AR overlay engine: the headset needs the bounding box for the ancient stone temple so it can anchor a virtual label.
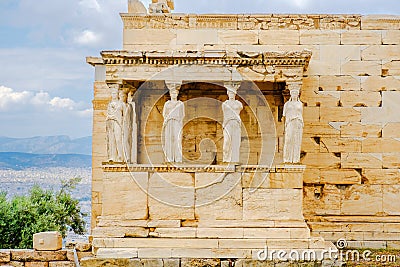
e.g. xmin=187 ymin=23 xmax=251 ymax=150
xmin=86 ymin=0 xmax=400 ymax=264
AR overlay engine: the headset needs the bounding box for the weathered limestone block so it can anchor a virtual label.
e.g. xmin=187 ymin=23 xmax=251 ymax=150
xmin=341 ymin=185 xmax=383 ymax=215
xmin=383 ymin=60 xmax=400 ymax=76
xmin=320 ymin=137 xmax=361 ymax=153
xmin=362 ymin=138 xmax=400 ymax=153
xmin=258 ymin=30 xmax=299 ymax=45
xmin=383 ymin=185 xmax=400 ymax=215
xmin=243 ymin=189 xmax=303 ymax=220
xmin=303 ymin=123 xmax=340 ymax=136
xmin=80 ymin=258 xmax=140 ymax=267
xmin=241 ymin=173 xmax=270 ymax=188
xmin=152 ymin=228 xmax=196 ymax=238
xmin=362 ymin=45 xmax=400 ymax=61
xmin=33 ymin=232 xmax=62 ymax=251
xmin=383 ymin=153 xmax=400 ymax=168
xmin=301 ymin=153 xmax=340 ymax=169
xmin=362 ymin=15 xmax=400 ymax=30
xmin=48 ymin=262 xmax=75 ymax=267
xmin=218 ymin=30 xmax=258 ymax=44
xmin=92 ymin=226 xmax=149 ymax=238
xmin=11 ymin=250 xmax=67 ymax=261
xmin=361 ymin=76 xmax=400 ymax=92
xmin=363 ymin=169 xmax=400 ymax=185
xmin=340 ymin=122 xmax=382 ymax=138
xmin=320 ymin=169 xmax=361 ymax=185
xmin=301 ymin=137 xmax=320 ymax=153
xmin=124 ymin=29 xmax=176 ymax=45
xmin=270 ymin=172 xmax=303 ymax=189
xmin=177 ymin=29 xmax=218 ymax=44
xmin=319 ymin=75 xmax=360 ymax=91
xmin=382 ymin=30 xmax=400 ymax=44
xmin=303 ymin=106 xmax=320 ymax=122
xmin=304 ymin=185 xmax=340 ymax=216
xmin=300 ymin=30 xmax=340 ymax=44
xmin=341 ymin=153 xmax=382 ymax=168
xmin=342 ymin=60 xmax=381 ymax=76
xmin=340 ymin=91 xmax=381 ymax=107
xmin=102 ymin=172 xmax=148 ymax=220
xmin=341 ymin=30 xmax=381 ymax=44
xmin=195 ymin=173 xmax=242 ymax=220
xmin=181 ymin=259 xmax=219 ymax=267
xmin=148 ymin=173 xmax=195 ymax=220
xmin=25 ymin=263 xmax=49 ymax=267
xmin=383 ymin=123 xmax=400 ymax=138
xmin=96 ymin=248 xmax=138 ymax=259
xmin=308 ymin=45 xmax=360 ymax=76
xmin=0 ymin=250 xmax=10 ymax=263
xmin=75 ymin=242 xmax=91 ymax=252
xmin=303 ymin=168 xmax=320 ymax=184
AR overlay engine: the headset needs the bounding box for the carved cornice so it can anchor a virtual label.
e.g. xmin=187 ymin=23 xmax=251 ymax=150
xmin=99 ymin=50 xmax=312 ymax=71
xmin=121 ymin=14 xmax=362 ymax=30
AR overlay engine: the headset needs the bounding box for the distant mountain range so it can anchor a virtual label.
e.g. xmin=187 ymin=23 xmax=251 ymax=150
xmin=0 ymin=152 xmax=91 ymax=170
xmin=0 ymin=136 xmax=92 ymax=170
xmin=0 ymin=136 xmax=92 ymax=155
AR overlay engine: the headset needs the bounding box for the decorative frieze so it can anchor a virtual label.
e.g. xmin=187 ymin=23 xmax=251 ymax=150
xmin=121 ymin=14 xmax=361 ymax=30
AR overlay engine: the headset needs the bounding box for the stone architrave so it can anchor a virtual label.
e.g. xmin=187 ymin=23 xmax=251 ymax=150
xmin=283 ymin=83 xmax=304 ymax=164
xmin=222 ymin=82 xmax=243 ymax=163
xmin=106 ymin=85 xmax=124 ymax=162
xmin=128 ymin=91 xmax=138 ymax=164
xmin=162 ymin=82 xmax=184 ymax=163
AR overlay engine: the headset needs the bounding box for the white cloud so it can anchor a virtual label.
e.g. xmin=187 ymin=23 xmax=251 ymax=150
xmin=49 ymin=97 xmax=77 ymax=110
xmin=290 ymin=0 xmax=310 ymax=8
xmin=0 ymin=86 xmax=32 ymax=110
xmin=0 ymin=86 xmax=89 ymax=114
xmin=79 ymin=0 xmax=101 ymax=12
xmin=74 ymin=30 xmax=102 ymax=46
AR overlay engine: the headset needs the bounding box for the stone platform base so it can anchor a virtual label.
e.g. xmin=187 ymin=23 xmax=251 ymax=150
xmin=91 ymin=236 xmax=335 ymax=259
xmin=80 ymin=257 xmax=340 ymax=267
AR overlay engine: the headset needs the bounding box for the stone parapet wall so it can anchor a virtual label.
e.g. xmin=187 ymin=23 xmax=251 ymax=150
xmin=0 ymin=249 xmax=82 ymax=267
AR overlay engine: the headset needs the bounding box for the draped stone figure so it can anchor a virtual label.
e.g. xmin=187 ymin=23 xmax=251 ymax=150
xmin=106 ymin=88 xmax=124 ymax=162
xmin=120 ymin=91 xmax=133 ymax=163
xmin=283 ymin=89 xmax=304 ymax=164
xmin=128 ymin=91 xmax=138 ymax=164
xmin=162 ymin=88 xmax=184 ymax=163
xmin=222 ymin=89 xmax=243 ymax=163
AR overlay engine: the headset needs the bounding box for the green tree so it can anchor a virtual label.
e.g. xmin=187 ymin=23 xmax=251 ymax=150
xmin=0 ymin=177 xmax=86 ymax=249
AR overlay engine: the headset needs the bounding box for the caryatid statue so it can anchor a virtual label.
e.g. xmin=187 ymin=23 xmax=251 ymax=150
xmin=106 ymin=86 xmax=124 ymax=162
xmin=162 ymin=82 xmax=184 ymax=163
xmin=222 ymin=82 xmax=243 ymax=163
xmin=128 ymin=91 xmax=138 ymax=164
xmin=283 ymin=86 xmax=304 ymax=164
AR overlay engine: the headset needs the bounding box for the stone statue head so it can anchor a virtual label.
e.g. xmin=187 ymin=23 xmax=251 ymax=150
xmin=119 ymin=90 xmax=127 ymax=102
xmin=170 ymin=89 xmax=179 ymax=101
xmin=227 ymin=88 xmax=237 ymax=100
xmin=110 ymin=87 xmax=119 ymax=100
xmin=290 ymin=89 xmax=300 ymax=101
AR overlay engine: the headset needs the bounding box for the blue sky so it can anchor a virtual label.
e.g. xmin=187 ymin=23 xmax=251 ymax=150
xmin=0 ymin=0 xmax=399 ymax=138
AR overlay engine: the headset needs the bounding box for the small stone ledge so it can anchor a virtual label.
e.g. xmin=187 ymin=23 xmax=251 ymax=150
xmin=102 ymin=164 xmax=306 ymax=173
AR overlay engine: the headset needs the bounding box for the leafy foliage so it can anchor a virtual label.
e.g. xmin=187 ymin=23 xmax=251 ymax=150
xmin=0 ymin=178 xmax=86 ymax=249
